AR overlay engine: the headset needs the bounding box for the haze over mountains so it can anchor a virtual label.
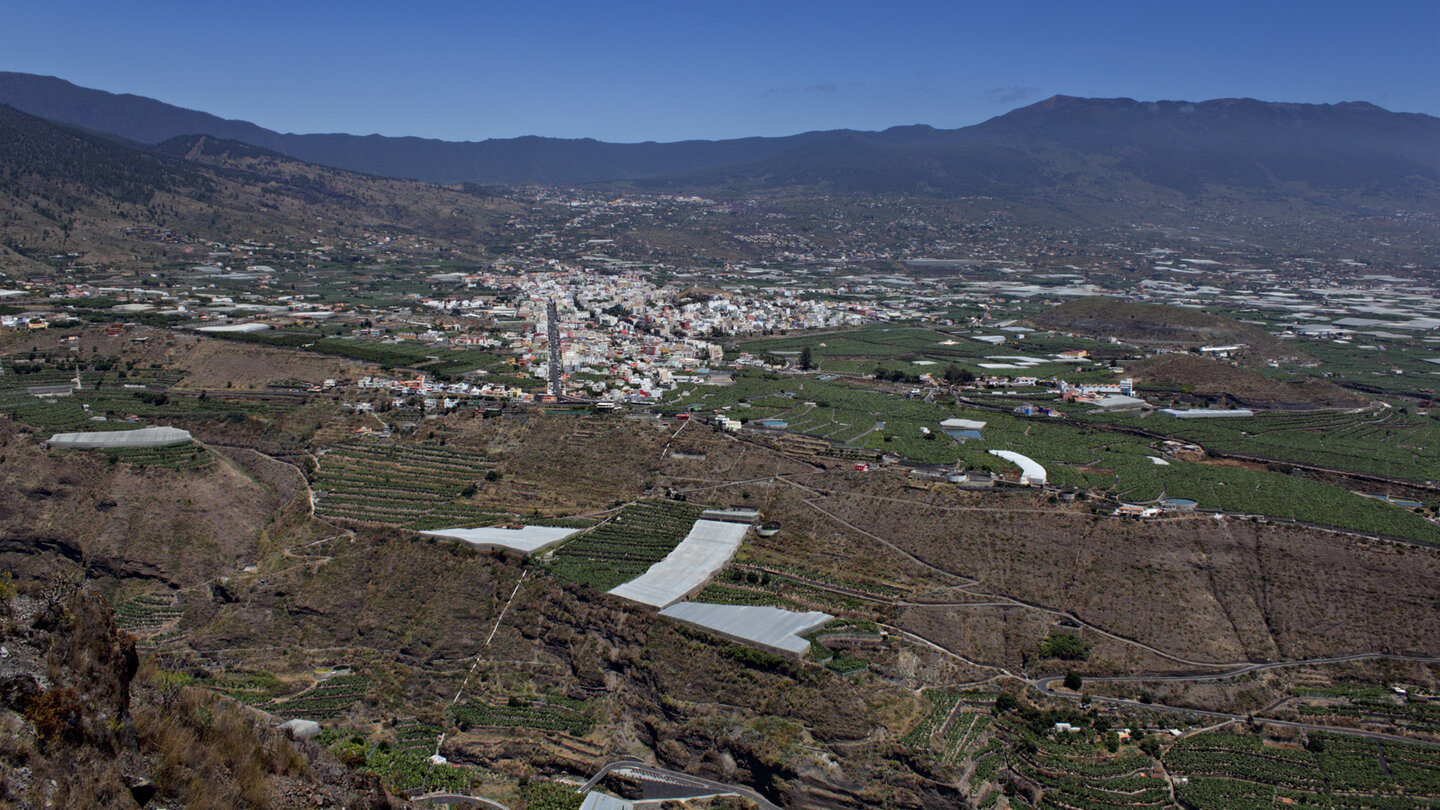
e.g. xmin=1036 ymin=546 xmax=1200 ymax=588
xmin=3 ymin=71 xmax=1438 ymax=210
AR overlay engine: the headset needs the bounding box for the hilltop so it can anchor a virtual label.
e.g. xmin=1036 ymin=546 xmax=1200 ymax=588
xmin=1128 ymin=353 xmax=1369 ymax=410
xmin=1026 ymin=297 xmax=1306 ymax=363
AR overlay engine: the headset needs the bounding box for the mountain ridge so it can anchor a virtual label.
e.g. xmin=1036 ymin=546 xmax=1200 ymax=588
xmin=4 ymin=71 xmax=1436 ymax=197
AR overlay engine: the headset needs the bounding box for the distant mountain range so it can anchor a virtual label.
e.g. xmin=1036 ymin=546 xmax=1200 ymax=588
xmin=3 ymin=71 xmax=1438 ymax=208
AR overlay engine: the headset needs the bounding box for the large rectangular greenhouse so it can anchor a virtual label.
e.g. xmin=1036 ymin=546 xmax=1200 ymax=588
xmin=46 ymin=426 xmax=193 ymax=449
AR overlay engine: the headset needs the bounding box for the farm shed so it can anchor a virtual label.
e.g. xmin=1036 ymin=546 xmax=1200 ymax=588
xmin=939 ymin=418 xmax=987 ymax=431
xmin=659 ymin=602 xmax=833 ymax=657
xmin=607 ymin=519 xmax=749 ymax=608
xmin=1094 ymin=394 xmax=1147 ymax=411
xmin=47 ymin=426 xmax=192 ymax=449
xmin=987 ymin=450 xmax=1047 ymax=486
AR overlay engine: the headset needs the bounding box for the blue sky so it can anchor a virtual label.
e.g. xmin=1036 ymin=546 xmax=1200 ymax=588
xmin=3 ymin=0 xmax=1437 ymax=142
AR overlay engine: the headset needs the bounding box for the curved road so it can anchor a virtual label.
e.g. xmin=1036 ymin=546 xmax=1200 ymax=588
xmin=578 ymin=759 xmax=783 ymax=810
xmin=411 ymin=792 xmax=511 ymax=809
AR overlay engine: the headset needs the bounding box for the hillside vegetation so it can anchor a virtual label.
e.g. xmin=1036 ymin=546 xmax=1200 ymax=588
xmin=1027 ymin=296 xmax=1305 ymax=362
xmin=1129 ymin=353 xmax=1368 ymax=409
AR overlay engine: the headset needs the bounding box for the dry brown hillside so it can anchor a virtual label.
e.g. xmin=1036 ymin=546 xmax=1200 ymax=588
xmin=1130 ymin=353 xmax=1368 ymax=409
xmin=1027 ymin=297 xmax=1308 ymax=363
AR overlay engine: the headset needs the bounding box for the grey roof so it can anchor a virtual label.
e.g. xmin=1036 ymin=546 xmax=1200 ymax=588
xmin=418 ymin=524 xmax=582 ymax=554
xmin=47 ymin=426 xmax=192 ymax=449
xmin=940 ymin=418 xmax=987 ymax=430
xmin=1094 ymin=394 xmax=1147 ymax=410
xmin=659 ymin=602 xmax=832 ymax=657
xmin=277 ymin=718 xmax=321 ymax=740
xmin=1159 ymin=408 xmax=1255 ymax=418
xmin=608 ymin=520 xmax=748 ymax=608
xmin=580 ymin=792 xmax=634 ymax=810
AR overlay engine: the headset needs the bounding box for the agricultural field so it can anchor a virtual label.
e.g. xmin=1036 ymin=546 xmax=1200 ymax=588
xmin=96 ymin=441 xmax=213 ymax=471
xmin=111 ymin=591 xmax=183 ymax=633
xmin=666 ymin=370 xmax=1440 ymax=545
xmin=0 ymin=386 xmax=303 ymax=432
xmin=735 ymin=324 xmax=1116 ymax=377
xmin=214 ymin=330 xmax=514 ymax=380
xmin=986 ymin=708 xmax=1171 ymax=810
xmin=267 ymin=672 xmax=372 ymax=721
xmin=1285 ymin=684 xmax=1440 ymax=737
xmin=311 ymin=439 xmax=493 ymax=526
xmin=391 ymin=719 xmax=444 ymax=755
xmin=545 ymin=500 xmax=705 ymax=592
xmin=201 ymin=670 xmax=286 ymax=707
xmin=450 ymin=695 xmax=596 ymax=737
xmin=693 ymin=565 xmax=895 ymax=616
xmin=899 ymin=689 xmax=996 ymax=768
xmin=1281 ymin=335 xmax=1440 ymax=402
xmin=1083 ymin=406 xmax=1440 ymax=483
xmin=1166 ymin=728 xmax=1440 ymax=808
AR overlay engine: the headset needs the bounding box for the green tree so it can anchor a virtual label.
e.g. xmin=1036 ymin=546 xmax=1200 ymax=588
xmin=1040 ymin=632 xmax=1090 ymax=661
xmin=1063 ymin=670 xmax=1083 ymax=690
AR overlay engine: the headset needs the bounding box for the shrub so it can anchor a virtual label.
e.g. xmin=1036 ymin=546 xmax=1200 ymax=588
xmin=26 ymin=686 xmax=82 ymax=742
xmin=1039 ymin=632 xmax=1089 ymax=661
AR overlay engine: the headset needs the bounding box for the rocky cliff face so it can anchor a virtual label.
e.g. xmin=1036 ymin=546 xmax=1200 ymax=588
xmin=0 ymin=579 xmax=397 ymax=808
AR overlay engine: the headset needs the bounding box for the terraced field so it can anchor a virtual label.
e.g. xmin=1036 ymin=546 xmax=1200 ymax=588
xmin=450 ymin=695 xmax=595 ymax=737
xmin=976 ymin=710 xmax=1169 ymax=810
xmin=112 ymin=592 xmax=183 ymax=633
xmin=1288 ymin=685 xmax=1440 ymax=737
xmin=267 ymin=672 xmax=371 ymax=721
xmin=391 ymin=719 xmax=444 ymax=754
xmin=1165 ymin=729 xmax=1440 ymax=809
xmin=311 ymin=440 xmax=492 ymax=526
xmin=100 ymin=441 xmax=214 ymax=471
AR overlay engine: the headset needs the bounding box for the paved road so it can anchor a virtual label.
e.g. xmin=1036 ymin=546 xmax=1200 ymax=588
xmin=411 ymin=791 xmax=511 ymax=809
xmin=579 ymin=759 xmax=783 ymax=810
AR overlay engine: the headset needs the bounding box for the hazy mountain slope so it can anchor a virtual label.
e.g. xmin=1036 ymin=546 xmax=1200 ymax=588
xmin=0 ymin=72 xmax=288 ymax=151
xmin=5 ymin=71 xmax=1436 ymax=205
xmin=0 ymin=105 xmax=514 ymax=268
xmin=640 ymin=96 xmax=1440 ymax=209
xmin=962 ymin=95 xmax=1440 ymax=197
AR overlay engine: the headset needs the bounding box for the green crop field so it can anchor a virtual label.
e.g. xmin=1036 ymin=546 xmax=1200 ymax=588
xmin=666 ymin=370 xmax=1440 ymax=544
xmin=545 ymin=500 xmax=704 ymax=592
xmin=450 ymin=695 xmax=595 ymax=737
xmin=311 ymin=440 xmax=493 ymax=526
xmin=1166 ymin=729 xmax=1440 ymax=808
xmin=112 ymin=591 xmax=183 ymax=632
xmin=985 ymin=712 xmax=1169 ymax=810
xmin=1082 ymin=407 xmax=1440 ymax=483
xmin=268 ymin=673 xmax=371 ymax=721
xmin=1290 ymin=684 xmax=1440 ymax=736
